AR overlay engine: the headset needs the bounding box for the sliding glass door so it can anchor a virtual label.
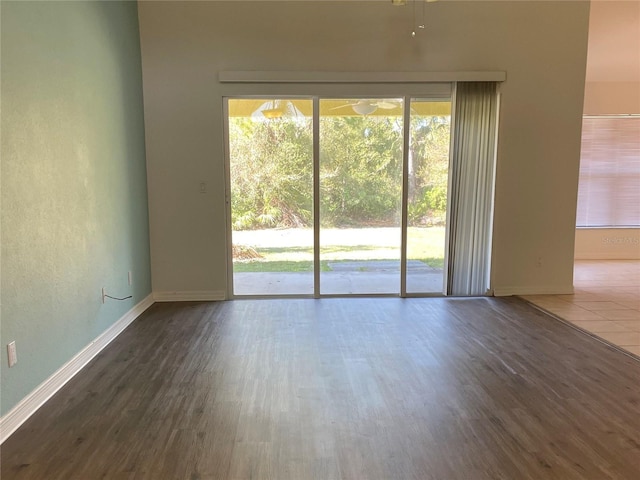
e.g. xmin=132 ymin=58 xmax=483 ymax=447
xmin=225 ymin=94 xmax=453 ymax=297
xmin=319 ymin=99 xmax=404 ymax=294
xmin=406 ymin=100 xmax=451 ymax=294
xmin=227 ymin=98 xmax=314 ymax=295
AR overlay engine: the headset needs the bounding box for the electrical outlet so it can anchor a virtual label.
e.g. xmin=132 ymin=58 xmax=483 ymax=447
xmin=536 ymin=256 xmax=543 ymax=268
xmin=102 ymin=287 xmax=106 ymax=304
xmin=128 ymin=271 xmax=132 ymax=286
xmin=7 ymin=341 xmax=17 ymax=368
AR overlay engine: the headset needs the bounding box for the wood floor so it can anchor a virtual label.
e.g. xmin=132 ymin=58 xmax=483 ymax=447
xmin=2 ymin=297 xmax=640 ymax=479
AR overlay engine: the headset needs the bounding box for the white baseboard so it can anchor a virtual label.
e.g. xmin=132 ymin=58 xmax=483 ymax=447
xmin=153 ymin=290 xmax=226 ymax=302
xmin=493 ymin=285 xmax=575 ymax=297
xmin=0 ymin=294 xmax=154 ymax=445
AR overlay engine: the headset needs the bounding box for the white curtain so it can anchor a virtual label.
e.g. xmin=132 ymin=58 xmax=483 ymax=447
xmin=446 ymin=82 xmax=498 ymax=296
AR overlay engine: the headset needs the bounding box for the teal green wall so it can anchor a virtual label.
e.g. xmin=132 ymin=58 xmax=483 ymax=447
xmin=1 ymin=1 xmax=151 ymax=416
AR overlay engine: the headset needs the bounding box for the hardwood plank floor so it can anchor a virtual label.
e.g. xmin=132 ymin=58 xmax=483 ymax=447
xmin=2 ymin=297 xmax=640 ymax=479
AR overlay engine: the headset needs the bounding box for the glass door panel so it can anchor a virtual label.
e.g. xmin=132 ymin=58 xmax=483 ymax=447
xmin=406 ymin=100 xmax=451 ymax=294
xmin=319 ymin=98 xmax=404 ymax=294
xmin=228 ymin=98 xmax=314 ymax=295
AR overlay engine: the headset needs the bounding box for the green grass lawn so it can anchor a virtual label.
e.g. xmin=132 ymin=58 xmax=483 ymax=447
xmin=233 ymin=227 xmax=445 ymax=272
xmin=232 ymin=257 xmax=444 ymax=273
xmin=233 ymin=260 xmax=325 ymax=273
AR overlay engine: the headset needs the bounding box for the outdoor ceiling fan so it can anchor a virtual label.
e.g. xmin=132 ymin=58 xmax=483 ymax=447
xmin=331 ymin=99 xmax=401 ymax=116
xmin=251 ymin=100 xmax=304 ymax=120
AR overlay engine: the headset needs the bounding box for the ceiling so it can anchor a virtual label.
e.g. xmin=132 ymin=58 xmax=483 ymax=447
xmin=228 ymin=98 xmax=452 ymax=117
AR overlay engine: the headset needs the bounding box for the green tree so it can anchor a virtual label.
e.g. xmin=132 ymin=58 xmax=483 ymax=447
xmin=408 ymin=116 xmax=451 ymax=226
xmin=228 ymin=112 xmax=450 ymax=230
xmin=319 ymin=115 xmax=403 ymax=227
xmin=229 ymin=117 xmax=313 ymax=230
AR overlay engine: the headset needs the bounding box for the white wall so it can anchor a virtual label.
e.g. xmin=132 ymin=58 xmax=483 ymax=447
xmin=584 ymin=81 xmax=640 ymax=115
xmin=575 ymin=229 xmax=640 ymax=260
xmin=138 ymin=1 xmax=590 ymax=297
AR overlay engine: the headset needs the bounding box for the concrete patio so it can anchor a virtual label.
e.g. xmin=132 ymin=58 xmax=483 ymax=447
xmin=234 ymin=260 xmax=444 ymax=295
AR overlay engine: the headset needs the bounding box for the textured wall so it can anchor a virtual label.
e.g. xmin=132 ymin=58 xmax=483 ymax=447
xmin=1 ymin=1 xmax=151 ymax=415
xmin=138 ymin=1 xmax=590 ymax=297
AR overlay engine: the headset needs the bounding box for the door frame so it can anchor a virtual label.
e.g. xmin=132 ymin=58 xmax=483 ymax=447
xmin=222 ymin=83 xmax=453 ymax=299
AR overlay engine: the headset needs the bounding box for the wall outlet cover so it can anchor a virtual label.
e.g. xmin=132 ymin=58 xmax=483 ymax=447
xmin=7 ymin=341 xmax=17 ymax=367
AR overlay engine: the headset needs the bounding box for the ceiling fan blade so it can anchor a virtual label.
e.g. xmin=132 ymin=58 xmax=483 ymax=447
xmin=327 ymin=104 xmax=355 ymax=111
xmin=376 ymin=101 xmax=401 ymax=109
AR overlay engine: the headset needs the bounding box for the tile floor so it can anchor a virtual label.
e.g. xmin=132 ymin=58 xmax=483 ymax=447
xmin=521 ymin=260 xmax=640 ymax=357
